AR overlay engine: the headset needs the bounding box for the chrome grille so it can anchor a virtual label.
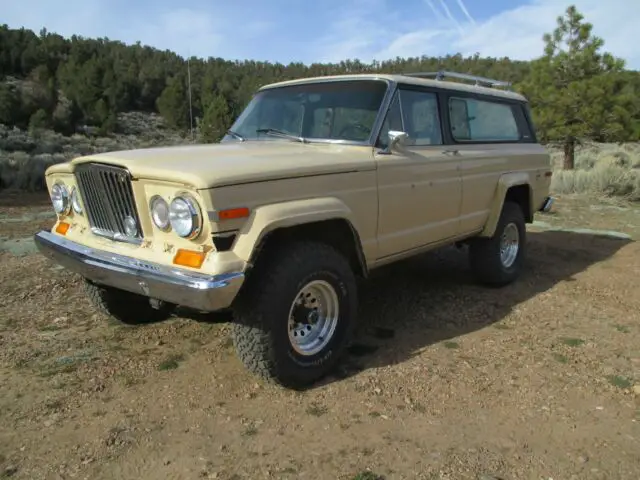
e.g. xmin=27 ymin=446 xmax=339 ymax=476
xmin=74 ymin=163 xmax=143 ymax=243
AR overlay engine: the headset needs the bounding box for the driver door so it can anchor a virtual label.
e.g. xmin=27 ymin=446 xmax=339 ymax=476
xmin=374 ymin=86 xmax=463 ymax=259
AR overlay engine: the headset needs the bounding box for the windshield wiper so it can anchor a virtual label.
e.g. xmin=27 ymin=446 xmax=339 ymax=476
xmin=256 ymin=128 xmax=307 ymax=143
xmin=226 ymin=129 xmax=245 ymax=141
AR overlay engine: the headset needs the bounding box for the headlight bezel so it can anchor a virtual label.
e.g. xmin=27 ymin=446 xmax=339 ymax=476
xmin=149 ymin=195 xmax=171 ymax=231
xmin=169 ymin=194 xmax=203 ymax=239
xmin=51 ymin=182 xmax=71 ymax=215
xmin=70 ymin=186 xmax=83 ymax=215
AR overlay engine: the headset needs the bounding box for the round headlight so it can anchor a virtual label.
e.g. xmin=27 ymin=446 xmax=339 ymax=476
xmin=150 ymin=195 xmax=170 ymax=230
xmin=51 ymin=183 xmax=70 ymax=215
xmin=169 ymin=195 xmax=202 ymax=239
xmin=71 ymin=187 xmax=83 ymax=214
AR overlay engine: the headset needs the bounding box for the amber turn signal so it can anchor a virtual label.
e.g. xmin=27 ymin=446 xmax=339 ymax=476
xmin=173 ymin=248 xmax=206 ymax=268
xmin=55 ymin=222 xmax=70 ymax=235
xmin=218 ymin=207 xmax=250 ymax=221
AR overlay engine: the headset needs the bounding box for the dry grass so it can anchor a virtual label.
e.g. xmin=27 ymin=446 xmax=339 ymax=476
xmin=549 ymin=142 xmax=640 ymax=201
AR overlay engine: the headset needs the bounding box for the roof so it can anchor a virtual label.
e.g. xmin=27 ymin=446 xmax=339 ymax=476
xmin=259 ymin=73 xmax=527 ymax=102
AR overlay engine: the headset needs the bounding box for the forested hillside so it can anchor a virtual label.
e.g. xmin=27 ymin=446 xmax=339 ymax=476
xmin=2 ymin=6 xmax=639 ymax=147
xmin=0 ymin=24 xmax=537 ymax=137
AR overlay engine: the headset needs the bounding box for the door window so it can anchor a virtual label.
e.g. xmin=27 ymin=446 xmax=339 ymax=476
xmin=398 ymin=89 xmax=443 ymax=146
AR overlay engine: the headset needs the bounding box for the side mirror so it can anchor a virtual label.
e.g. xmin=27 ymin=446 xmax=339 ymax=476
xmin=379 ymin=130 xmax=409 ymax=155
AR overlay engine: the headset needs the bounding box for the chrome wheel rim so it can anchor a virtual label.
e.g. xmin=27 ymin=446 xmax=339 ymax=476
xmin=500 ymin=222 xmax=520 ymax=268
xmin=287 ymin=280 xmax=339 ymax=356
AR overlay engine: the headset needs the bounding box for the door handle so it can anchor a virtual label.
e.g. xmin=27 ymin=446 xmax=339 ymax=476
xmin=442 ymin=149 xmax=459 ymax=155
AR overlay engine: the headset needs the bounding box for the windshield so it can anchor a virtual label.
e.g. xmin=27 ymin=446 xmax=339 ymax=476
xmin=223 ymin=80 xmax=388 ymax=143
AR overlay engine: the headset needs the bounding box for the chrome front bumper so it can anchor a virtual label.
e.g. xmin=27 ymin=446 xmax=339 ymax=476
xmin=34 ymin=230 xmax=245 ymax=312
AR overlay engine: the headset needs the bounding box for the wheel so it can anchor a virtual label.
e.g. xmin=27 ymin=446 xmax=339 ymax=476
xmin=468 ymin=201 xmax=526 ymax=286
xmin=84 ymin=280 xmax=174 ymax=325
xmin=231 ymin=241 xmax=358 ymax=389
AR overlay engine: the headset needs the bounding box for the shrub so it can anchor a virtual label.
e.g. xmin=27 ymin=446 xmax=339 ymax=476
xmin=550 ymin=142 xmax=640 ymax=201
xmin=0 ymin=113 xmax=190 ymax=191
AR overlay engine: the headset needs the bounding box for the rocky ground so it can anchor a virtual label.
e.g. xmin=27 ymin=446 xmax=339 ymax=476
xmin=0 ymin=192 xmax=639 ymax=480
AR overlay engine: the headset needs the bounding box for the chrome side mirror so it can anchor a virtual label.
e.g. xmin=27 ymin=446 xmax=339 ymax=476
xmin=379 ymin=130 xmax=409 ymax=155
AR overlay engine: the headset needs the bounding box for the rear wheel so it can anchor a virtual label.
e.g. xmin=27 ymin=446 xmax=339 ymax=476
xmin=468 ymin=201 xmax=526 ymax=286
xmin=231 ymin=241 xmax=358 ymax=388
xmin=84 ymin=280 xmax=174 ymax=325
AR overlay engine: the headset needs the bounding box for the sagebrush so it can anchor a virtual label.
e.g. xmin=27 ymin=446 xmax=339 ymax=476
xmin=548 ymin=142 xmax=640 ymax=201
xmin=0 ymin=112 xmax=189 ymax=190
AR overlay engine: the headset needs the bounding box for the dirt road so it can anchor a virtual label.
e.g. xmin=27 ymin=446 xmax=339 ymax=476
xmin=1 ymin=193 xmax=639 ymax=480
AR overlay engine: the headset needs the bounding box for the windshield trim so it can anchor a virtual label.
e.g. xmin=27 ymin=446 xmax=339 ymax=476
xmin=223 ymin=78 xmax=398 ymax=147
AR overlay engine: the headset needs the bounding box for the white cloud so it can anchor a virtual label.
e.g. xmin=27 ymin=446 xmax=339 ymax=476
xmin=322 ymin=0 xmax=640 ymax=69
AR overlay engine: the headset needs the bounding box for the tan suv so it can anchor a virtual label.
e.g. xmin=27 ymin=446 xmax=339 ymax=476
xmin=34 ymin=71 xmax=553 ymax=388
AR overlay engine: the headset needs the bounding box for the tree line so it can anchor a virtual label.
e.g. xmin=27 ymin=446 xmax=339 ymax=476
xmin=1 ymin=5 xmax=639 ymax=168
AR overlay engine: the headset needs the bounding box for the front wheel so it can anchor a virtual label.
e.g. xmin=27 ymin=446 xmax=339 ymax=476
xmin=231 ymin=241 xmax=358 ymax=389
xmin=468 ymin=201 xmax=526 ymax=286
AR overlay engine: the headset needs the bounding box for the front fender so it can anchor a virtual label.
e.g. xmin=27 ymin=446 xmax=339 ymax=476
xmin=480 ymin=172 xmax=533 ymax=237
xmin=232 ymin=197 xmax=359 ymax=263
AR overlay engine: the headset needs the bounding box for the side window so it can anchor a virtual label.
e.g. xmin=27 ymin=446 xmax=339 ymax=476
xmin=448 ymin=97 xmax=521 ymax=142
xmin=398 ymin=89 xmax=442 ymax=146
xmin=376 ymin=92 xmax=403 ymax=148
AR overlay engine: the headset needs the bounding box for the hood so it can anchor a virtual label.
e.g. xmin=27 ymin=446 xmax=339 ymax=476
xmin=69 ymin=141 xmax=376 ymax=189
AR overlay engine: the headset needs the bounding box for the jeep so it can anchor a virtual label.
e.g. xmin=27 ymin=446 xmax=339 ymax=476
xmin=34 ymin=71 xmax=553 ymax=388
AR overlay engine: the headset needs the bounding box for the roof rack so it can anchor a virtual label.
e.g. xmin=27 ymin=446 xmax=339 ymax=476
xmin=403 ymin=70 xmax=513 ymax=90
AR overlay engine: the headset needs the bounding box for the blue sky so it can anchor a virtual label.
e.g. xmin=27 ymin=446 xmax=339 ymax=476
xmin=4 ymin=0 xmax=640 ymax=68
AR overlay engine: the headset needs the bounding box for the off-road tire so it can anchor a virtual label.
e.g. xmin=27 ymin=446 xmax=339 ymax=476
xmin=468 ymin=200 xmax=526 ymax=287
xmin=84 ymin=280 xmax=174 ymax=325
xmin=231 ymin=241 xmax=358 ymax=389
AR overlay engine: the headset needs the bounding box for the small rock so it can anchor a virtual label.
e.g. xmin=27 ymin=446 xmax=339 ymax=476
xmin=632 ymin=385 xmax=640 ymax=396
xmin=373 ymin=388 xmax=382 ymax=395
xmin=578 ymin=455 xmax=589 ymax=464
xmin=3 ymin=466 xmax=18 ymax=477
xmin=163 ymin=459 xmax=171 ymax=466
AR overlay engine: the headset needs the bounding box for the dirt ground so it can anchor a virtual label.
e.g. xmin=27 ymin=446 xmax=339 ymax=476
xmin=1 ymin=192 xmax=639 ymax=480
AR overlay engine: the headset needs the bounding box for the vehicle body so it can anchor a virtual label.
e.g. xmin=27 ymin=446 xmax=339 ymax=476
xmin=34 ymin=71 xmax=553 ymax=388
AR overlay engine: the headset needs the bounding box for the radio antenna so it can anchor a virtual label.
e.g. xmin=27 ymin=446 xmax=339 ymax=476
xmin=187 ymin=55 xmax=194 ymax=141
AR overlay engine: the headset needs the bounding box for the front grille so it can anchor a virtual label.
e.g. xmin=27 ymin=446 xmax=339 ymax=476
xmin=74 ymin=163 xmax=144 ymax=243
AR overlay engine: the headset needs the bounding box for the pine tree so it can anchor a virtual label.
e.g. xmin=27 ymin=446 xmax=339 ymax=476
xmin=200 ymin=94 xmax=231 ymax=143
xmin=156 ymin=75 xmax=190 ymax=130
xmin=521 ymin=5 xmax=627 ymax=169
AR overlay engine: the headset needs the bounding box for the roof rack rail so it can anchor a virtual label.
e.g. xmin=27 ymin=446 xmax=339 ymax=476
xmin=403 ymin=70 xmax=513 ymax=90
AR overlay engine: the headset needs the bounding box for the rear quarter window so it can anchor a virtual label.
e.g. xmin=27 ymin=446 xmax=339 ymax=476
xmin=448 ymin=97 xmax=522 ymax=142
